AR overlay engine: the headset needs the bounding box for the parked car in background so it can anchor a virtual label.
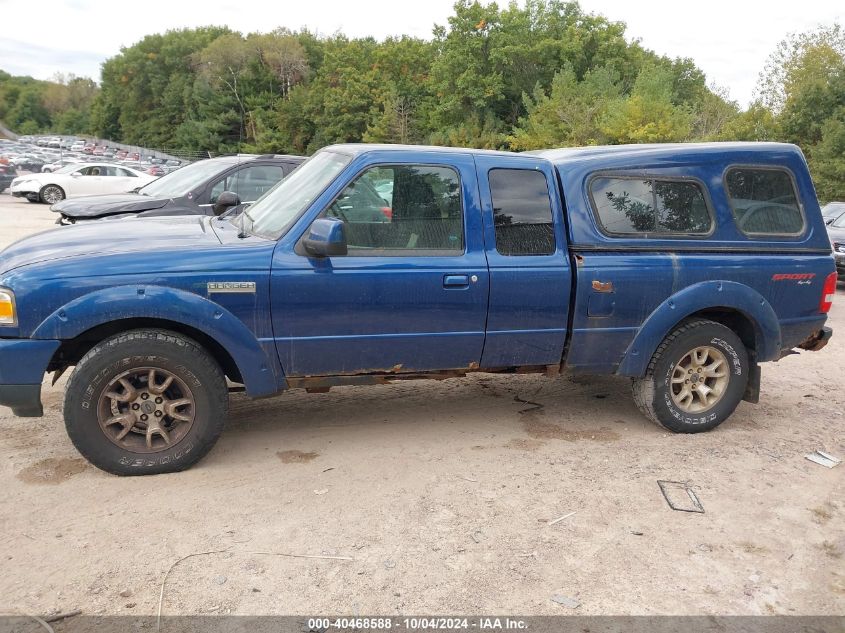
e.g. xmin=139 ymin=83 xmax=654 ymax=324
xmin=52 ymin=154 xmax=304 ymax=223
xmin=71 ymin=141 xmax=86 ymax=152
xmin=827 ymin=212 xmax=845 ymax=278
xmin=42 ymin=159 xmax=79 ymax=173
xmin=12 ymin=155 xmax=45 ymax=172
xmin=0 ymin=163 xmax=17 ymax=192
xmin=146 ymin=165 xmax=166 ymax=177
xmin=821 ymin=202 xmax=845 ymax=225
xmin=10 ymin=163 xmax=157 ymax=204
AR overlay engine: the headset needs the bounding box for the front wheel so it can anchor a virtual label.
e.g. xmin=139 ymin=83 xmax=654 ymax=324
xmin=633 ymin=319 xmax=749 ymax=432
xmin=64 ymin=329 xmax=228 ymax=475
xmin=39 ymin=184 xmax=65 ymax=204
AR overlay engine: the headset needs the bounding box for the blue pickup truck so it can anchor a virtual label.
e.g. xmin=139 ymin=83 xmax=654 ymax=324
xmin=0 ymin=142 xmax=836 ymax=475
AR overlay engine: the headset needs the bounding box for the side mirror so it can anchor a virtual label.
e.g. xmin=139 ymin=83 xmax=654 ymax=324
xmin=212 ymin=191 xmax=240 ymax=216
xmin=303 ymin=217 xmax=347 ymax=257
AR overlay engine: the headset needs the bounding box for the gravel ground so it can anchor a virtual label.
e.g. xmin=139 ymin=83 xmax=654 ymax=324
xmin=0 ymin=192 xmax=843 ymax=618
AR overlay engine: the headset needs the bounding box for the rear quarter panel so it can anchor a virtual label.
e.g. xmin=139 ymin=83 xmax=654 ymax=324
xmin=556 ymin=144 xmax=833 ymax=375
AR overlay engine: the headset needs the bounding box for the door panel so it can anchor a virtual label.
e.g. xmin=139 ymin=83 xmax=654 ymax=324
xmin=474 ymin=156 xmax=572 ymax=368
xmin=271 ymin=153 xmax=489 ymax=377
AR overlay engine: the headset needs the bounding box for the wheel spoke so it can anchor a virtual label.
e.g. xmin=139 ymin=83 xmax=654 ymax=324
xmin=148 ymin=370 xmax=174 ymax=395
xmin=105 ymin=377 xmax=137 ymax=403
xmin=696 ymin=383 xmax=713 ymax=404
xmin=146 ymin=422 xmax=171 ymax=449
xmin=702 ymin=358 xmax=726 ymax=377
xmin=677 ymin=387 xmax=693 ymax=406
xmin=103 ymin=413 xmax=136 ymax=441
xmin=164 ymin=398 xmax=192 ymax=422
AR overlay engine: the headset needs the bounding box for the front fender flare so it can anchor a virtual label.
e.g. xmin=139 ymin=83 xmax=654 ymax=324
xmin=31 ymin=284 xmax=284 ymax=397
xmin=616 ymin=280 xmax=781 ymax=377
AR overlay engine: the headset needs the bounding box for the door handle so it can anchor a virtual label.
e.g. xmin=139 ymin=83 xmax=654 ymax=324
xmin=443 ymin=274 xmax=470 ymax=288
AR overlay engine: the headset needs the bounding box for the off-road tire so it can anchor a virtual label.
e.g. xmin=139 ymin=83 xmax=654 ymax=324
xmin=64 ymin=329 xmax=228 ymax=475
xmin=632 ymin=319 xmax=748 ymax=433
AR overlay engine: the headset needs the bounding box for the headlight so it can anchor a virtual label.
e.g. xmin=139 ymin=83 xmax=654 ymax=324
xmin=0 ymin=288 xmax=17 ymax=326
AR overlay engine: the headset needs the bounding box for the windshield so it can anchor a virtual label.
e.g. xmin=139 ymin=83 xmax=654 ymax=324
xmin=822 ymin=203 xmax=845 ymax=218
xmin=138 ymin=159 xmax=232 ymax=198
xmin=248 ymin=150 xmax=352 ymax=239
xmin=55 ymin=163 xmax=82 ymax=175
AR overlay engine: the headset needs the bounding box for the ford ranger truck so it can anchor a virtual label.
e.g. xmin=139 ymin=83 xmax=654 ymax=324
xmin=0 ymin=142 xmax=835 ymax=475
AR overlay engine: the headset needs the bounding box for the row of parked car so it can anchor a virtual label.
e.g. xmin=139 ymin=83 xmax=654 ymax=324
xmin=3 ymin=149 xmax=304 ymax=219
xmin=0 ymin=137 xmax=186 ymax=182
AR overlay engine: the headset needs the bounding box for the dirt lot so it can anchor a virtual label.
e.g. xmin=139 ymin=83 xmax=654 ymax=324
xmin=0 ymin=193 xmax=843 ymax=618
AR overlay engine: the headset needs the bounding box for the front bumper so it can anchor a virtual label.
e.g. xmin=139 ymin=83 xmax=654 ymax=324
xmin=0 ymin=385 xmax=45 ymax=417
xmin=0 ymin=339 xmax=61 ymax=417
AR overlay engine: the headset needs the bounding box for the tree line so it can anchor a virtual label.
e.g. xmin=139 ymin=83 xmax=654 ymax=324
xmin=1 ymin=1 xmax=843 ymax=201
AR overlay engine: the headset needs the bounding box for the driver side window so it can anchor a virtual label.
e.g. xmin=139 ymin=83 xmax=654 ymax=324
xmin=325 ymin=164 xmax=463 ymax=255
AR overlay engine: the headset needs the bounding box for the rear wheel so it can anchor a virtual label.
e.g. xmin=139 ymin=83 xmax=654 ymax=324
xmin=633 ymin=319 xmax=749 ymax=432
xmin=64 ymin=329 xmax=228 ymax=475
xmin=39 ymin=184 xmax=65 ymax=204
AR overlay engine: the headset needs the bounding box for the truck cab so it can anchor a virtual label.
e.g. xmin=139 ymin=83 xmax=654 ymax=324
xmin=0 ymin=142 xmax=835 ymax=475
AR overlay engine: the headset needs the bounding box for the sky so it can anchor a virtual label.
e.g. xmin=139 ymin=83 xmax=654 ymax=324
xmin=0 ymin=0 xmax=842 ymax=107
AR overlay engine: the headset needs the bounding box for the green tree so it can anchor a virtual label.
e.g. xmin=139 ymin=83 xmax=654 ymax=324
xmin=755 ymin=23 xmax=845 ymax=201
xmin=92 ymin=27 xmax=230 ymax=149
xmin=600 ymin=64 xmax=694 ymax=143
xmin=508 ymin=65 xmax=621 ymax=149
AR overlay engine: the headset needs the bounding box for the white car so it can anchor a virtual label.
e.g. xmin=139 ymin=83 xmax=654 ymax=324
xmin=70 ymin=141 xmax=86 ymax=152
xmin=41 ymin=159 xmax=78 ymax=173
xmin=9 ymin=163 xmax=158 ymax=204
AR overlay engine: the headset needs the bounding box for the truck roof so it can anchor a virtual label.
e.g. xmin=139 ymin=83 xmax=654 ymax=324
xmin=528 ymin=141 xmax=804 ymax=167
xmin=325 ymin=143 xmax=517 ymax=158
xmin=326 ymin=141 xmax=804 ymax=166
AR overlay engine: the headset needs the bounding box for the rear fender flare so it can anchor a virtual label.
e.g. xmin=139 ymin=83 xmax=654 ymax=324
xmin=31 ymin=284 xmax=284 ymax=397
xmin=617 ymin=280 xmax=781 ymax=377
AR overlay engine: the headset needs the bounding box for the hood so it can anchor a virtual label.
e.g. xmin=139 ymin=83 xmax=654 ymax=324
xmin=51 ymin=193 xmax=171 ymax=218
xmin=0 ymin=216 xmax=220 ymax=274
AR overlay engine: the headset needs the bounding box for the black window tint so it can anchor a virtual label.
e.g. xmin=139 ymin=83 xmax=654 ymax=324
xmin=591 ymin=177 xmax=655 ymax=232
xmin=489 ymin=169 xmax=555 ymax=256
xmin=726 ymin=169 xmax=804 ymax=235
xmin=591 ymin=177 xmax=713 ymax=235
xmin=326 ymin=164 xmax=463 ymax=254
xmin=655 ymin=181 xmax=711 ymax=233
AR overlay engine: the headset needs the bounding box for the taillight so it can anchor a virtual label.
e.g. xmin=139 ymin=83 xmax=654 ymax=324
xmin=820 ymin=272 xmax=837 ymax=313
xmin=380 ymin=207 xmax=393 ymax=220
